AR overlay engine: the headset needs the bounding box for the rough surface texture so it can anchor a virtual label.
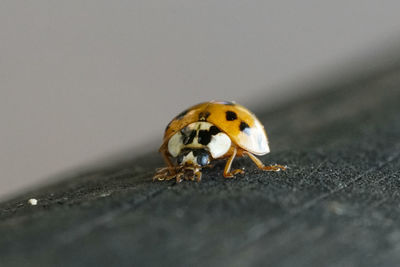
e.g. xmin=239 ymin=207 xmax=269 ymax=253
xmin=1 ymin=67 xmax=400 ymax=267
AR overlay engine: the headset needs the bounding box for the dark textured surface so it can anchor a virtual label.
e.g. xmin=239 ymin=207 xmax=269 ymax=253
xmin=1 ymin=68 xmax=400 ymax=267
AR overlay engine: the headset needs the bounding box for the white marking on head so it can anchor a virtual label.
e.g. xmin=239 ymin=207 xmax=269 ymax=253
xmin=207 ymin=132 xmax=231 ymax=158
xmin=168 ymin=122 xmax=213 ymax=156
xmin=168 ymin=131 xmax=183 ymax=157
xmin=167 ymin=121 xmax=232 ymax=159
xmin=181 ymin=151 xmax=196 ymax=165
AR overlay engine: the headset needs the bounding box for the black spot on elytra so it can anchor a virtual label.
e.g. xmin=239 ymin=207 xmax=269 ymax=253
xmin=240 ymin=121 xmax=251 ymax=135
xmin=225 ymin=111 xmax=237 ymax=121
xmin=175 ymin=109 xmax=189 ymax=120
xmin=198 ymin=111 xmax=211 ymax=121
xmin=220 ymin=101 xmax=235 ymax=106
xmin=182 ymin=130 xmax=196 ymax=145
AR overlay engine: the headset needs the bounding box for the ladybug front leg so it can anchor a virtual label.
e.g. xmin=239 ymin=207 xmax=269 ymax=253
xmin=160 ymin=146 xmax=176 ymax=175
xmin=223 ymin=147 xmax=245 ymax=178
xmin=243 ymin=151 xmax=286 ymax=172
xmin=193 ymin=168 xmax=202 ymax=182
xmin=153 ymin=167 xmax=176 ymax=181
xmin=153 ymin=146 xmax=177 ymax=181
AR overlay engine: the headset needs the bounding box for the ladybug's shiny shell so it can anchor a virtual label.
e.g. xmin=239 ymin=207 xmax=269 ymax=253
xmin=162 ymin=101 xmax=269 ymax=156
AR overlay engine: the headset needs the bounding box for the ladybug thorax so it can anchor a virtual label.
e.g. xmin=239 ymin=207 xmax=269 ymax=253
xmin=167 ymin=122 xmax=232 ymax=166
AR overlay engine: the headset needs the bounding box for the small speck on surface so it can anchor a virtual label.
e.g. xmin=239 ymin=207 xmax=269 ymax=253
xmin=28 ymin=198 xmax=38 ymax=206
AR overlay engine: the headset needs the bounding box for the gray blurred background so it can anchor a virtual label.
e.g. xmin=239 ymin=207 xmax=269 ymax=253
xmin=1 ymin=0 xmax=400 ymax=200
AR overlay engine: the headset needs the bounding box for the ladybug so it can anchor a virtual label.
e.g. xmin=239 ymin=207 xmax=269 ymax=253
xmin=153 ymin=101 xmax=286 ymax=182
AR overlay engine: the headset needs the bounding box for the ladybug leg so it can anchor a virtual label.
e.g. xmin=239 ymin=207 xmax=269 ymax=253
xmin=223 ymin=147 xmax=245 ymax=178
xmin=243 ymin=151 xmax=287 ymax=172
xmin=160 ymin=147 xmax=176 ymax=175
xmin=194 ymin=168 xmax=202 ymax=182
xmin=153 ymin=147 xmax=178 ymax=181
xmin=153 ymin=167 xmax=176 ymax=181
xmin=175 ymin=171 xmax=184 ymax=183
xmin=153 ymin=171 xmax=165 ymax=181
xmin=181 ymin=166 xmax=202 ymax=182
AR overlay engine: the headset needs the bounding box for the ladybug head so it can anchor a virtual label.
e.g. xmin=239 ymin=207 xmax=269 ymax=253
xmin=177 ymin=148 xmax=210 ymax=167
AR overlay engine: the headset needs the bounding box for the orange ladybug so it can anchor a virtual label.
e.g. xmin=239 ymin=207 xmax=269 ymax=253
xmin=153 ymin=101 xmax=286 ymax=182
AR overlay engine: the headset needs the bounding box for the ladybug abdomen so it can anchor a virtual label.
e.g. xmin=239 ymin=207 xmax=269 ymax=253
xmin=167 ymin=122 xmax=232 ymax=163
